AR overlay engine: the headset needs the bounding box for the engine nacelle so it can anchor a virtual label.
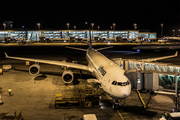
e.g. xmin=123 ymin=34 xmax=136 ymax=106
xmin=29 ymin=64 xmax=40 ymax=76
xmin=62 ymin=70 xmax=74 ymax=84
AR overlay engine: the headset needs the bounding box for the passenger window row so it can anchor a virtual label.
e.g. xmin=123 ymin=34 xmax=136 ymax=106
xmin=112 ymin=80 xmax=130 ymax=86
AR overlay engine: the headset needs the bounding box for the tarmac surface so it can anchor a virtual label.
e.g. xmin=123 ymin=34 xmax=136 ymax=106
xmin=0 ymin=43 xmax=179 ymax=120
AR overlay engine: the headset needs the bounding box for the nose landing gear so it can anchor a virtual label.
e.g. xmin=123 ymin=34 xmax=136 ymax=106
xmin=112 ymin=99 xmax=121 ymax=110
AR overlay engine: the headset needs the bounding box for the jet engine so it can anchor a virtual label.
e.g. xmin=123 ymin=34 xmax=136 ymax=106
xmin=62 ymin=70 xmax=74 ymax=84
xmin=29 ymin=64 xmax=40 ymax=75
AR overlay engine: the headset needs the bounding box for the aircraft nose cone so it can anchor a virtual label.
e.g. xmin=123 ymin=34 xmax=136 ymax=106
xmin=124 ymin=89 xmax=131 ymax=97
xmin=119 ymin=86 xmax=131 ymax=98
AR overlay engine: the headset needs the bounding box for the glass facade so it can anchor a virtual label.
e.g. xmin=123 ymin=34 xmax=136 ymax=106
xmin=0 ymin=30 xmax=157 ymax=41
xmin=129 ymin=31 xmax=139 ymax=38
xmin=138 ymin=33 xmax=149 ymax=38
xmin=0 ymin=31 xmax=26 ymax=40
xmin=149 ymin=33 xmax=156 ymax=38
xmin=28 ymin=31 xmax=40 ymax=41
xmin=41 ymin=31 xmax=61 ymax=39
xmin=69 ymin=31 xmax=87 ymax=38
xmin=109 ymin=31 xmax=128 ymax=38
xmin=93 ymin=31 xmax=108 ymax=38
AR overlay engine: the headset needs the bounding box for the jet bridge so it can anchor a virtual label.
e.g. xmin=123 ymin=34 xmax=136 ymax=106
xmin=113 ymin=58 xmax=180 ymax=73
xmin=113 ymin=58 xmax=180 ymax=111
xmin=112 ymin=58 xmax=180 ymax=91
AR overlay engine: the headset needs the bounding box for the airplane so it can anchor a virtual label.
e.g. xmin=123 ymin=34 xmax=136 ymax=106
xmin=158 ymin=39 xmax=168 ymax=43
xmin=127 ymin=37 xmax=147 ymax=43
xmin=4 ymin=30 xmax=178 ymax=110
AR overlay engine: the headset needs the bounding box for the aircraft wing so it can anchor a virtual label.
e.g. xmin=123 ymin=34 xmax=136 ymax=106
xmin=138 ymin=51 xmax=178 ymax=62
xmin=4 ymin=52 xmax=92 ymax=72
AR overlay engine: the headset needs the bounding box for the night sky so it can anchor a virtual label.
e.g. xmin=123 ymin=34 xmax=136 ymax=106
xmin=0 ymin=0 xmax=179 ymax=36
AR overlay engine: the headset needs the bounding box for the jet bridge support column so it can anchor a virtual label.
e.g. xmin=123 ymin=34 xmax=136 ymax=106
xmin=175 ymin=71 xmax=179 ymax=112
xmin=125 ymin=60 xmax=129 ymax=71
xmin=157 ymin=72 xmax=180 ymax=112
xmin=142 ymin=61 xmax=144 ymax=71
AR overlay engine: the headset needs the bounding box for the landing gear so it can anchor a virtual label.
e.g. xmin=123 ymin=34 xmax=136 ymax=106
xmin=112 ymin=99 xmax=121 ymax=110
xmin=112 ymin=103 xmax=120 ymax=110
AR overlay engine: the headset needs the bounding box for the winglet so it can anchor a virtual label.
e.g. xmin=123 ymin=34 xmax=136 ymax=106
xmin=4 ymin=52 xmax=8 ymax=58
xmin=175 ymin=51 xmax=178 ymax=56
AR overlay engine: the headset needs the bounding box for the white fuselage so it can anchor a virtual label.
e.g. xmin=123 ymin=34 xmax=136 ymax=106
xmin=86 ymin=47 xmax=131 ymax=99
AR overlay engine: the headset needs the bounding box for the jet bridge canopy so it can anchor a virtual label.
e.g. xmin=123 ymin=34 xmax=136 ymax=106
xmin=159 ymin=74 xmax=180 ymax=90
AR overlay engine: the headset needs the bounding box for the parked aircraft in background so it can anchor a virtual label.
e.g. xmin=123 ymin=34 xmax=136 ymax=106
xmin=158 ymin=39 xmax=168 ymax=43
xmin=128 ymin=37 xmax=150 ymax=43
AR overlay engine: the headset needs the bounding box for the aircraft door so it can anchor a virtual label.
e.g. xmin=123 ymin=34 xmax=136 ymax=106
xmin=103 ymin=73 xmax=110 ymax=91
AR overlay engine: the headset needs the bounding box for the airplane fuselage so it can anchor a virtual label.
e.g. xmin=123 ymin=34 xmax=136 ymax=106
xmin=86 ymin=47 xmax=131 ymax=99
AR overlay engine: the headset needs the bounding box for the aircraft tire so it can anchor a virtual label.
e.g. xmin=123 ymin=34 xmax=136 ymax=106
xmin=113 ymin=103 xmax=118 ymax=110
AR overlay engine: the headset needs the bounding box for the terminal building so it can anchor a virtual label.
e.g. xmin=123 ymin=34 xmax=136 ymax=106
xmin=0 ymin=30 xmax=157 ymax=42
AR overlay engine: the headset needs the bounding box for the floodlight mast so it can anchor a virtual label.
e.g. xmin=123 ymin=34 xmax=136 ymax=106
xmin=89 ymin=28 xmax=92 ymax=48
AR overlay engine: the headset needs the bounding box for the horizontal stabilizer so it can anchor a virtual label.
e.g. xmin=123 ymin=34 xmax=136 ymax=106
xmin=96 ymin=46 xmax=113 ymax=51
xmin=65 ymin=46 xmax=87 ymax=51
xmin=87 ymin=79 xmax=101 ymax=84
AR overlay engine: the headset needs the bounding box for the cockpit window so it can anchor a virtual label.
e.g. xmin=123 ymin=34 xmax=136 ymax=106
xmin=127 ymin=81 xmax=130 ymax=85
xmin=122 ymin=82 xmax=127 ymax=86
xmin=114 ymin=81 xmax=117 ymax=85
xmin=118 ymin=82 xmax=122 ymax=86
xmin=112 ymin=81 xmax=115 ymax=85
xmin=112 ymin=81 xmax=130 ymax=86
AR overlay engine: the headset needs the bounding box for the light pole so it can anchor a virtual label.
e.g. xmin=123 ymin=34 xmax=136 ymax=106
xmin=110 ymin=26 xmax=112 ymax=30
xmin=91 ymin=23 xmax=94 ymax=30
xmin=37 ymin=23 xmax=40 ymax=41
xmin=66 ymin=23 xmax=70 ymax=38
xmin=97 ymin=25 xmax=100 ymax=30
xmin=134 ymin=23 xmax=137 ymax=30
xmin=2 ymin=23 xmax=6 ymax=30
xmin=173 ymin=29 xmax=175 ymax=37
xmin=113 ymin=23 xmax=116 ymax=38
xmin=91 ymin=23 xmax=94 ymax=40
xmin=66 ymin=23 xmax=70 ymax=30
xmin=74 ymin=26 xmax=76 ymax=29
xmin=37 ymin=23 xmax=40 ymax=30
xmin=160 ymin=23 xmax=163 ymax=38
xmin=112 ymin=23 xmax=116 ymax=30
